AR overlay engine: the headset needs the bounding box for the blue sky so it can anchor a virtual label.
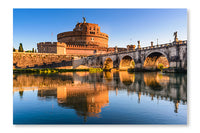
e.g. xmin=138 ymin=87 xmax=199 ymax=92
xmin=13 ymin=9 xmax=187 ymax=50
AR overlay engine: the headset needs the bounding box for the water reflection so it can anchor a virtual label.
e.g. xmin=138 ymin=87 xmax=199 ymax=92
xmin=13 ymin=71 xmax=187 ymax=120
xmin=57 ymin=85 xmax=109 ymax=119
xmin=119 ymin=71 xmax=135 ymax=86
xmin=143 ymin=72 xmax=169 ymax=90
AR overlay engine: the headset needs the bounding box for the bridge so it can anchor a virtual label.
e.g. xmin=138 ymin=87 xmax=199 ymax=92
xmin=73 ymin=39 xmax=187 ymax=72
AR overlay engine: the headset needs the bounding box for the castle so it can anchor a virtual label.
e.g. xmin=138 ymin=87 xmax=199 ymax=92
xmin=37 ymin=18 xmax=127 ymax=56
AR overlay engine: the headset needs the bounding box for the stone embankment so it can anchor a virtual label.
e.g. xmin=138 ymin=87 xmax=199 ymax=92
xmin=13 ymin=52 xmax=73 ymax=69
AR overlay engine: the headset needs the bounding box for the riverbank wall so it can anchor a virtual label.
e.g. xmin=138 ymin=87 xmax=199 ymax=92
xmin=13 ymin=52 xmax=74 ymax=69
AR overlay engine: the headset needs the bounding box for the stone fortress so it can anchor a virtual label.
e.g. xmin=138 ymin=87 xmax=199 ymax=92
xmin=13 ymin=18 xmax=187 ymax=71
xmin=37 ymin=17 xmax=126 ymax=56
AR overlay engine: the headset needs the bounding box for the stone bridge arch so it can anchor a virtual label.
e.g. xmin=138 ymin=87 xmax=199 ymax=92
xmin=103 ymin=57 xmax=113 ymax=70
xmin=102 ymin=55 xmax=119 ymax=69
xmin=143 ymin=50 xmax=169 ymax=70
xmin=119 ymin=55 xmax=135 ymax=70
xmin=72 ymin=42 xmax=187 ymax=71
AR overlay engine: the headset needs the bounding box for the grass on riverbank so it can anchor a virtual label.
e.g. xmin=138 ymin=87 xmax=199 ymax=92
xmin=89 ymin=68 xmax=103 ymax=73
xmin=13 ymin=68 xmax=104 ymax=74
xmin=13 ymin=68 xmax=90 ymax=74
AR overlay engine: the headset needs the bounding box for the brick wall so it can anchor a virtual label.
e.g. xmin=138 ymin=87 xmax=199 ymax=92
xmin=13 ymin=52 xmax=73 ymax=69
xmin=57 ymin=22 xmax=109 ymax=48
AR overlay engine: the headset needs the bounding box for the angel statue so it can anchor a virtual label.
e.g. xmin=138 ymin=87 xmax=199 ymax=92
xmin=174 ymin=31 xmax=177 ymax=40
xmin=83 ymin=17 xmax=86 ymax=23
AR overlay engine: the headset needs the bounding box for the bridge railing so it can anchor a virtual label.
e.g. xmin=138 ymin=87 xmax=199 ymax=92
xmin=83 ymin=40 xmax=187 ymax=58
xmin=138 ymin=40 xmax=187 ymax=51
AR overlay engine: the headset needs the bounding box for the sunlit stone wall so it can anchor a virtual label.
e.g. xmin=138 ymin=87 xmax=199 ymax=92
xmin=13 ymin=52 xmax=73 ymax=69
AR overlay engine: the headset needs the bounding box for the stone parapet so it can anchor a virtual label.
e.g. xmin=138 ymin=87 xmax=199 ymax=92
xmin=13 ymin=52 xmax=73 ymax=69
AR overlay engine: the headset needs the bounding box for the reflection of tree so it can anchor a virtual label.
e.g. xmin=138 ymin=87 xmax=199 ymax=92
xmin=19 ymin=90 xmax=24 ymax=98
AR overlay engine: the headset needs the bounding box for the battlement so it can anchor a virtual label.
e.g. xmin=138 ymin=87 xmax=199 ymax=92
xmin=57 ymin=21 xmax=108 ymax=48
xmin=37 ymin=42 xmax=66 ymax=54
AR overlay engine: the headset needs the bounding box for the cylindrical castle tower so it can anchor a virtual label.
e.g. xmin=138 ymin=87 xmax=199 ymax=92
xmin=57 ymin=18 xmax=109 ymax=48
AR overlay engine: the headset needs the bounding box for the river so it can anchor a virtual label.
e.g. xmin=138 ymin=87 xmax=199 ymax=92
xmin=13 ymin=71 xmax=187 ymax=124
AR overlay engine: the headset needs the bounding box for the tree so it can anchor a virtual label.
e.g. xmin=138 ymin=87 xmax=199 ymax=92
xmin=18 ymin=43 xmax=24 ymax=52
xmin=34 ymin=49 xmax=37 ymax=53
xmin=13 ymin=48 xmax=15 ymax=52
xmin=157 ymin=63 xmax=164 ymax=71
xmin=32 ymin=48 xmax=34 ymax=53
xmin=131 ymin=60 xmax=135 ymax=68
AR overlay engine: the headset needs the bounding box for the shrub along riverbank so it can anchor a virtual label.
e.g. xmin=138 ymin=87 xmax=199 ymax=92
xmin=13 ymin=68 xmax=89 ymax=74
xmin=13 ymin=68 xmax=104 ymax=74
xmin=13 ymin=67 xmax=186 ymax=74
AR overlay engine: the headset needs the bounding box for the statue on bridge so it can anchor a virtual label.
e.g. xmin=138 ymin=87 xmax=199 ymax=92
xmin=83 ymin=17 xmax=86 ymax=23
xmin=174 ymin=31 xmax=178 ymax=42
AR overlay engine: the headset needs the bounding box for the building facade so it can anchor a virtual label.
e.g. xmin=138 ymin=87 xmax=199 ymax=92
xmin=37 ymin=18 xmax=126 ymax=56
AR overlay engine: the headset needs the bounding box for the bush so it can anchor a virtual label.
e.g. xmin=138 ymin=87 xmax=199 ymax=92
xmin=89 ymin=68 xmax=103 ymax=73
xmin=18 ymin=43 xmax=24 ymax=52
xmin=157 ymin=63 xmax=164 ymax=71
xmin=131 ymin=60 xmax=135 ymax=68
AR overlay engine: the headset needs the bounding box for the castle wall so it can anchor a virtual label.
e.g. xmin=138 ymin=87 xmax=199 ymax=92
xmin=57 ymin=23 xmax=109 ymax=48
xmin=13 ymin=52 xmax=73 ymax=69
xmin=37 ymin=42 xmax=66 ymax=54
xmin=37 ymin=42 xmax=57 ymax=53
xmin=37 ymin=41 xmax=117 ymax=56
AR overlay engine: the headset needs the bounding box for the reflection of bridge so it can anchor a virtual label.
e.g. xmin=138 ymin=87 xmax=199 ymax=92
xmin=13 ymin=71 xmax=187 ymax=116
xmin=103 ymin=72 xmax=187 ymax=102
xmin=73 ymin=40 xmax=187 ymax=71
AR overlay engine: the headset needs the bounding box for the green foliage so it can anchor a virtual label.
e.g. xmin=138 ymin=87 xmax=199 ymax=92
xmin=13 ymin=68 xmax=89 ymax=74
xmin=32 ymin=48 xmax=34 ymax=53
xmin=13 ymin=48 xmax=15 ymax=52
xmin=25 ymin=50 xmax=32 ymax=53
xmin=131 ymin=60 xmax=135 ymax=68
xmin=157 ymin=63 xmax=164 ymax=71
xmin=18 ymin=43 xmax=24 ymax=52
xmin=89 ymin=68 xmax=103 ymax=73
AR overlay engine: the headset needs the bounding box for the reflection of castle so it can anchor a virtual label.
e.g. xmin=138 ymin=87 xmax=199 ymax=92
xmin=57 ymin=85 xmax=109 ymax=118
xmin=36 ymin=83 xmax=109 ymax=119
xmin=13 ymin=71 xmax=187 ymax=115
xmin=37 ymin=18 xmax=126 ymax=56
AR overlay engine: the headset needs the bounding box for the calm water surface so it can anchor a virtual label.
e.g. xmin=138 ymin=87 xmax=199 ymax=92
xmin=13 ymin=71 xmax=187 ymax=124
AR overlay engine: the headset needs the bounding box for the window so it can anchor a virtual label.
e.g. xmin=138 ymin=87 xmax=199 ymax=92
xmin=91 ymin=37 xmax=94 ymax=41
xmin=90 ymin=31 xmax=95 ymax=34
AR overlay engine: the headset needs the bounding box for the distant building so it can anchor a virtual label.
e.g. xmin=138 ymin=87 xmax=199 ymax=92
xmin=37 ymin=18 xmax=127 ymax=56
